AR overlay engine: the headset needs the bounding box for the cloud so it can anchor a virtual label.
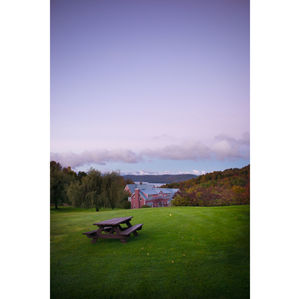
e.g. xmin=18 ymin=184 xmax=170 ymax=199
xmin=191 ymin=170 xmax=200 ymax=175
xmin=211 ymin=134 xmax=249 ymax=159
xmin=51 ymin=149 xmax=141 ymax=168
xmin=142 ymin=141 xmax=210 ymax=160
xmin=51 ymin=133 xmax=249 ymax=168
xmin=142 ymin=134 xmax=249 ymax=161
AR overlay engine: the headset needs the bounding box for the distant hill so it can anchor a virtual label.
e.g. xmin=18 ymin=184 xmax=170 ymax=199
xmin=122 ymin=174 xmax=197 ymax=184
xmin=162 ymin=165 xmax=250 ymax=206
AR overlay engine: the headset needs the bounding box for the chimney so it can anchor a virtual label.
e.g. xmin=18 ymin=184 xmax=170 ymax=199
xmin=135 ymin=188 xmax=140 ymax=208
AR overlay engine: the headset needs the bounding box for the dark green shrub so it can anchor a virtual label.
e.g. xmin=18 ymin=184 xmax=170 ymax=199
xmin=123 ymin=201 xmax=131 ymax=209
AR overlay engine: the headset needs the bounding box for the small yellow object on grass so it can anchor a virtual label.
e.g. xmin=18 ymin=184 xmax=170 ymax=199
xmin=147 ymin=253 xmax=149 ymax=256
xmin=169 ymin=213 xmax=172 ymax=216
xmin=171 ymin=260 xmax=174 ymax=263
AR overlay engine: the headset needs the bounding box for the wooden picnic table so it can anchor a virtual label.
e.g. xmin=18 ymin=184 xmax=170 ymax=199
xmin=83 ymin=216 xmax=143 ymax=243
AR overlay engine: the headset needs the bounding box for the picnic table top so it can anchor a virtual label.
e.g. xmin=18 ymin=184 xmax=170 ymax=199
xmin=93 ymin=216 xmax=133 ymax=226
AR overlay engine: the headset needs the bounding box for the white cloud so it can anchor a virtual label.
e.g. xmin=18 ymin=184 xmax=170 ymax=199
xmin=142 ymin=141 xmax=210 ymax=160
xmin=212 ymin=134 xmax=249 ymax=159
xmin=51 ymin=133 xmax=249 ymax=168
xmin=51 ymin=149 xmax=141 ymax=168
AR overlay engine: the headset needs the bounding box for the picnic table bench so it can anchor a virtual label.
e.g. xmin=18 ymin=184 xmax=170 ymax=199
xmin=83 ymin=216 xmax=143 ymax=243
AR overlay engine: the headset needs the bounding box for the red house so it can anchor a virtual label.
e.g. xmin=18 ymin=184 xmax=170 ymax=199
xmin=125 ymin=184 xmax=179 ymax=209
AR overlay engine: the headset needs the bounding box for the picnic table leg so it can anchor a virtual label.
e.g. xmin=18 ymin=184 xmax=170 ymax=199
xmin=113 ymin=226 xmax=128 ymax=243
xmin=125 ymin=220 xmax=132 ymax=228
xmin=93 ymin=227 xmax=106 ymax=243
xmin=118 ymin=225 xmax=126 ymax=231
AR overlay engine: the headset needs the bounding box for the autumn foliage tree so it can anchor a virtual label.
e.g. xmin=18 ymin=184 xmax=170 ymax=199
xmin=169 ymin=165 xmax=250 ymax=207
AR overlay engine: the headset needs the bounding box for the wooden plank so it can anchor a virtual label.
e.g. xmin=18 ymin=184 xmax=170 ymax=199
xmin=93 ymin=216 xmax=133 ymax=226
xmin=120 ymin=224 xmax=143 ymax=236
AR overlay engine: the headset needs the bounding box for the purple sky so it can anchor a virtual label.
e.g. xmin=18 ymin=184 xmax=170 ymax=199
xmin=51 ymin=0 xmax=249 ymax=174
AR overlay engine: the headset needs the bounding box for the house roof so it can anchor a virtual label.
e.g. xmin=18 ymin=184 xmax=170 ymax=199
xmin=126 ymin=184 xmax=179 ymax=199
xmin=126 ymin=183 xmax=150 ymax=194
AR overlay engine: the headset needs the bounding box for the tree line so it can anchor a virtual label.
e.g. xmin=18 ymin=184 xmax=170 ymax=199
xmin=50 ymin=161 xmax=132 ymax=210
xmin=162 ymin=165 xmax=250 ymax=207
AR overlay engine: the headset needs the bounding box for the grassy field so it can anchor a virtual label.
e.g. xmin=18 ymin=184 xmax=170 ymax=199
xmin=51 ymin=206 xmax=249 ymax=299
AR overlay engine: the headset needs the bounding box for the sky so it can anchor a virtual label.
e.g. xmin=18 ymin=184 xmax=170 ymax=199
xmin=51 ymin=0 xmax=249 ymax=175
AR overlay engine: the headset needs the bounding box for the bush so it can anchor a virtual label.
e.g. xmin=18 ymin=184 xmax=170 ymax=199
xmin=123 ymin=201 xmax=131 ymax=209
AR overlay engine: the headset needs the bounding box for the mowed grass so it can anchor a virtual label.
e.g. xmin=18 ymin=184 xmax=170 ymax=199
xmin=51 ymin=206 xmax=249 ymax=299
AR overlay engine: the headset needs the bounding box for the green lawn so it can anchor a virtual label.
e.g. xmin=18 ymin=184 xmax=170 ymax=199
xmin=51 ymin=206 xmax=249 ymax=299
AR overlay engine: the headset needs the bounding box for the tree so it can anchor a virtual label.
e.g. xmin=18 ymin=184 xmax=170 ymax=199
xmin=124 ymin=178 xmax=134 ymax=185
xmin=77 ymin=171 xmax=87 ymax=181
xmin=50 ymin=161 xmax=67 ymax=209
xmin=85 ymin=169 xmax=103 ymax=211
xmin=53 ymin=164 xmax=131 ymax=210
xmin=67 ymin=180 xmax=85 ymax=208
xmin=102 ymin=172 xmax=125 ymax=209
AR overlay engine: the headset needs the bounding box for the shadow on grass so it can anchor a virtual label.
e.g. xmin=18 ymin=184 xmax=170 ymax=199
xmin=51 ymin=206 xmax=125 ymax=213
